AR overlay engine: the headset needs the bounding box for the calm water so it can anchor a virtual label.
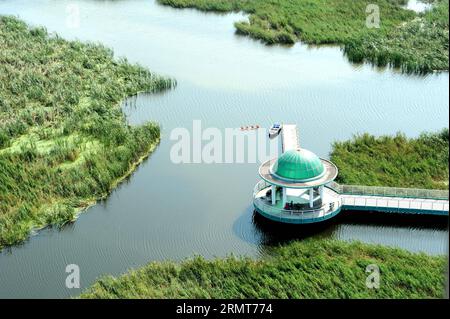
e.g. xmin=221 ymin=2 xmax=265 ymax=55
xmin=407 ymin=0 xmax=432 ymax=12
xmin=0 ymin=0 xmax=448 ymax=298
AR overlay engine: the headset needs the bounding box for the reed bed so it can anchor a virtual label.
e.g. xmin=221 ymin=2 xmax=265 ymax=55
xmin=344 ymin=0 xmax=449 ymax=73
xmin=158 ymin=0 xmax=448 ymax=73
xmin=331 ymin=129 xmax=449 ymax=189
xmin=81 ymin=239 xmax=446 ymax=298
xmin=0 ymin=16 xmax=175 ymax=249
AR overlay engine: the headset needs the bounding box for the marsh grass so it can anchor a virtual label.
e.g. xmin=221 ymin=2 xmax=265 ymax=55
xmin=345 ymin=0 xmax=449 ymax=73
xmin=0 ymin=16 xmax=175 ymax=249
xmin=330 ymin=129 xmax=449 ymax=189
xmin=81 ymin=239 xmax=446 ymax=298
xmin=158 ymin=0 xmax=448 ymax=73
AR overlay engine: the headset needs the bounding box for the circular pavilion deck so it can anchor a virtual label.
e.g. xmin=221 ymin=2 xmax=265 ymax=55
xmin=253 ymin=180 xmax=342 ymax=224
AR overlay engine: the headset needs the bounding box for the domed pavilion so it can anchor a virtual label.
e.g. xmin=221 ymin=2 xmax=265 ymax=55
xmin=253 ymin=125 xmax=341 ymax=223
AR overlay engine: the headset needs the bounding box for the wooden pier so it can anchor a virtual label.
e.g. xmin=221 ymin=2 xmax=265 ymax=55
xmin=281 ymin=124 xmax=300 ymax=152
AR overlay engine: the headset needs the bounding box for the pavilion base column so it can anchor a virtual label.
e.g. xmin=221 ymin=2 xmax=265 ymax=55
xmin=319 ymin=186 xmax=324 ymax=201
xmin=271 ymin=185 xmax=276 ymax=205
xmin=282 ymin=187 xmax=287 ymax=208
xmin=309 ymin=188 xmax=314 ymax=208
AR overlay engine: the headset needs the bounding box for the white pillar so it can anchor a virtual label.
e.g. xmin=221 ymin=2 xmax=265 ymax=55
xmin=309 ymin=188 xmax=314 ymax=208
xmin=282 ymin=187 xmax=287 ymax=208
xmin=271 ymin=185 xmax=276 ymax=205
xmin=319 ymin=186 xmax=324 ymax=200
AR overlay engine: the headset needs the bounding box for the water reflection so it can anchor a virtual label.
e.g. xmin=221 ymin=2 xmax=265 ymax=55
xmin=406 ymin=0 xmax=433 ymax=12
xmin=251 ymin=210 xmax=448 ymax=254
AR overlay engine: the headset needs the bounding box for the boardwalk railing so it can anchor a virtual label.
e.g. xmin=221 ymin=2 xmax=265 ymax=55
xmin=340 ymin=195 xmax=449 ymax=214
xmin=327 ymin=181 xmax=448 ymax=200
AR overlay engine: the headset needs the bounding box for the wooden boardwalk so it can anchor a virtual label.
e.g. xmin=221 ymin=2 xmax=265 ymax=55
xmin=326 ymin=182 xmax=449 ymax=216
xmin=281 ymin=124 xmax=300 ymax=152
xmin=340 ymin=194 xmax=449 ymax=216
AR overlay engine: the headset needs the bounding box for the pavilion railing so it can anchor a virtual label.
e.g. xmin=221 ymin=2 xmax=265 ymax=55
xmin=253 ymin=196 xmax=341 ymax=219
xmin=253 ymin=179 xmax=271 ymax=196
xmin=253 ymin=180 xmax=342 ymax=218
xmin=326 ymin=181 xmax=448 ymax=200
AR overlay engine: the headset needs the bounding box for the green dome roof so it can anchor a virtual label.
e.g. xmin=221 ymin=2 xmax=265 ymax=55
xmin=272 ymin=149 xmax=325 ymax=181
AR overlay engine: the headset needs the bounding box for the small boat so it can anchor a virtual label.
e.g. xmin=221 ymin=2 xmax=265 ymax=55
xmin=240 ymin=124 xmax=261 ymax=131
xmin=268 ymin=123 xmax=282 ymax=139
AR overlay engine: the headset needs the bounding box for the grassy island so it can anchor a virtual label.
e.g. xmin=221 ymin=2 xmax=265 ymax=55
xmin=0 ymin=16 xmax=175 ymax=249
xmin=82 ymin=129 xmax=448 ymax=299
xmin=81 ymin=239 xmax=446 ymax=298
xmin=157 ymin=0 xmax=449 ymax=73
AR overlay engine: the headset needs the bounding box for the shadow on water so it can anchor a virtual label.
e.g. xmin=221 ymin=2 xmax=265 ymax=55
xmin=232 ymin=206 xmax=337 ymax=248
xmin=250 ymin=211 xmax=338 ymax=246
xmin=336 ymin=210 xmax=448 ymax=230
xmin=235 ymin=209 xmax=448 ymax=248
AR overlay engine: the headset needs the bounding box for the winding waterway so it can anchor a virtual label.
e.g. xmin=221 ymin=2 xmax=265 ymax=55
xmin=0 ymin=0 xmax=448 ymax=298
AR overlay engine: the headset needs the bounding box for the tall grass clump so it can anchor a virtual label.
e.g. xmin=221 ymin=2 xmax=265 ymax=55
xmin=80 ymin=239 xmax=446 ymax=298
xmin=330 ymin=129 xmax=449 ymax=189
xmin=0 ymin=16 xmax=175 ymax=249
xmin=157 ymin=0 xmax=448 ymax=73
xmin=344 ymin=0 xmax=449 ymax=73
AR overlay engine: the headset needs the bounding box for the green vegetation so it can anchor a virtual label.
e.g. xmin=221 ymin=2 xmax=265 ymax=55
xmin=81 ymin=239 xmax=446 ymax=298
xmin=331 ymin=129 xmax=449 ymax=189
xmin=345 ymin=0 xmax=449 ymax=73
xmin=0 ymin=16 xmax=175 ymax=249
xmin=158 ymin=0 xmax=449 ymax=73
